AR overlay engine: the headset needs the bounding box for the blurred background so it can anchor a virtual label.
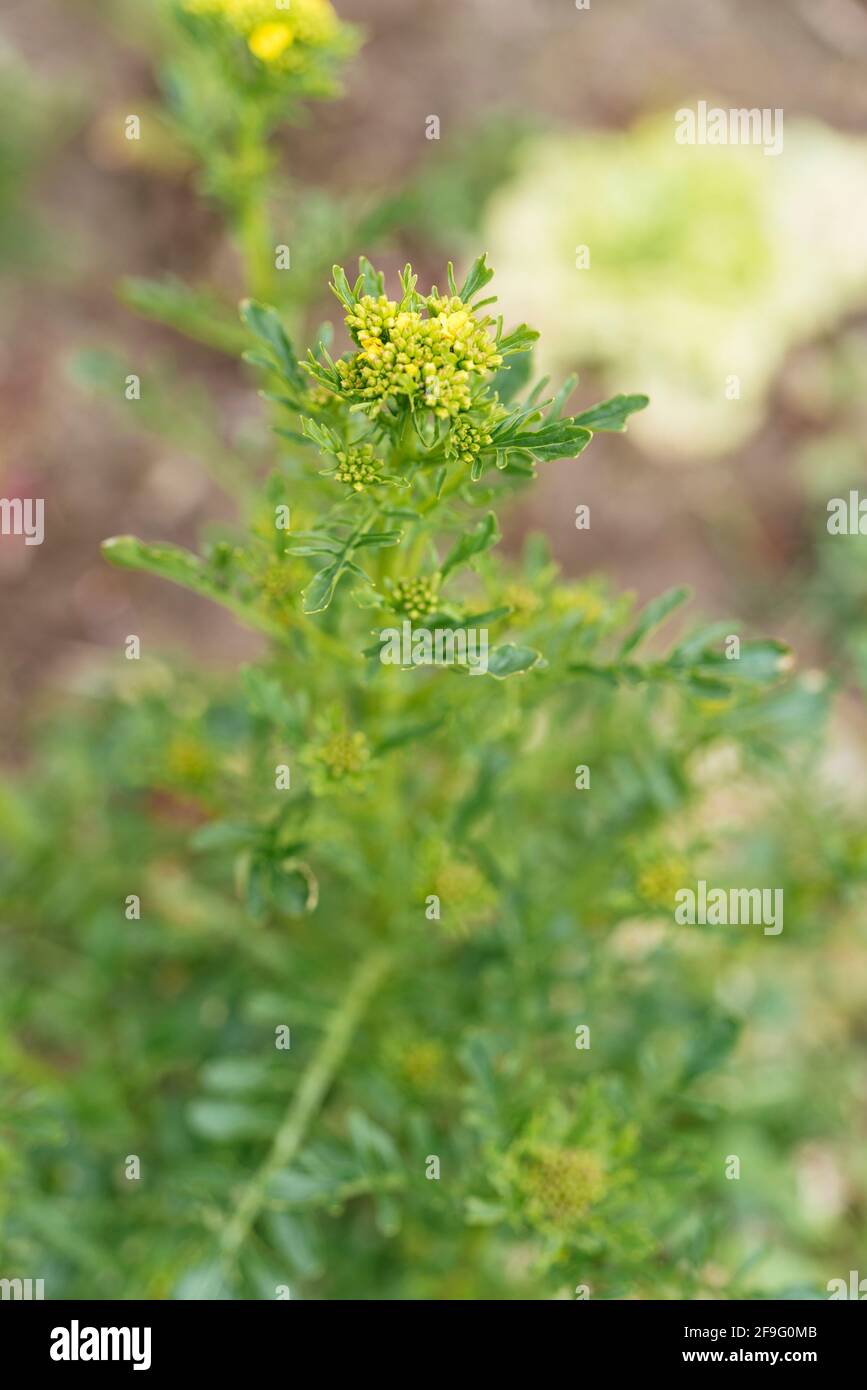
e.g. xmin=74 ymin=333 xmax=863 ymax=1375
xmin=3 ymin=0 xmax=867 ymax=1300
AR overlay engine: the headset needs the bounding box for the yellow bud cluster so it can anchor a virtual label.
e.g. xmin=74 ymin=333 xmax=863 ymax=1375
xmin=337 ymin=292 xmax=503 ymax=418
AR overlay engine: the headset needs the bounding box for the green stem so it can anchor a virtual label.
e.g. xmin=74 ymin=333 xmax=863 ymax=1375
xmin=234 ymin=102 xmax=273 ymax=302
xmin=218 ymin=947 xmax=394 ymax=1272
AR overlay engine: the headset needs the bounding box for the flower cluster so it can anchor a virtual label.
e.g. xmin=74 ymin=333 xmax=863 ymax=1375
xmin=432 ymin=858 xmax=497 ymax=934
xmin=335 ymin=292 xmax=503 ymax=418
xmin=444 ymin=414 xmax=495 ymax=468
xmin=332 ymin=442 xmax=384 ymax=492
xmin=181 ymin=0 xmax=346 ymax=72
xmin=508 ymin=1140 xmax=606 ymax=1233
xmin=637 ymin=856 xmax=689 ymax=908
xmin=387 ymin=576 xmax=440 ymax=622
xmin=300 ymin=708 xmax=372 ymax=796
xmin=315 ymin=730 xmax=370 ymax=780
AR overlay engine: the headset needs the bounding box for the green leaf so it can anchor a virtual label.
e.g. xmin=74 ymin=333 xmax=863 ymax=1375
xmin=668 ymin=621 xmax=737 ymax=666
xmin=187 ymin=1099 xmax=274 ymax=1142
xmin=201 ymin=1058 xmax=275 ymax=1094
xmin=175 ymin=1264 xmax=234 ymax=1301
xmin=488 ymin=350 xmax=533 ymax=403
xmin=496 ymin=323 xmax=540 ymax=356
xmin=269 ymin=1170 xmax=336 ymax=1205
xmin=300 ymin=416 xmax=341 ymax=454
xmin=240 ymin=299 xmax=303 ymax=385
xmin=264 ymin=1212 xmax=324 ymax=1277
xmin=353 ymin=530 xmax=403 ymax=549
xmin=459 ymin=252 xmax=495 ymax=303
xmin=620 ymin=586 xmax=692 ymax=657
xmin=301 ymin=562 xmax=341 ymax=614
xmin=486 ymin=644 xmax=543 ymax=678
xmin=440 ymin=511 xmax=500 ymax=577
xmin=571 ymin=393 xmax=649 ymax=432
xmin=330 ymin=264 xmax=356 ymax=312
xmin=505 ymin=421 xmax=592 ymax=463
xmin=357 ymin=256 xmax=385 ymax=298
xmin=120 ymin=276 xmax=248 ymax=356
xmin=347 ymin=1110 xmax=399 ymax=1168
xmin=373 ymin=717 xmax=446 ymax=755
xmin=546 ymin=374 xmax=578 ymax=421
xmin=102 ymin=535 xmax=209 ymax=594
xmin=690 ymin=639 xmax=793 ymax=684
xmin=190 ymin=820 xmax=258 ymax=853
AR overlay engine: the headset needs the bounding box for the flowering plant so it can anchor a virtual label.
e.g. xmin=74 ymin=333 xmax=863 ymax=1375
xmin=3 ymin=0 xmax=853 ymax=1306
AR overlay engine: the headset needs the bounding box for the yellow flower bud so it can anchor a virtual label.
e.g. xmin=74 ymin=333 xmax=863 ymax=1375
xmin=247 ymin=21 xmax=295 ymax=63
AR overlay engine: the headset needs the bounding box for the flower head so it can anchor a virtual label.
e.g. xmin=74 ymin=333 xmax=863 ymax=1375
xmin=316 ymin=730 xmax=370 ymax=780
xmin=445 ymin=414 xmax=495 ymax=468
xmin=507 ymin=1139 xmax=606 ymax=1233
xmin=301 ymin=708 xmax=372 ymax=795
xmin=332 ymin=442 xmax=384 ymax=492
xmin=248 ymin=21 xmax=294 ymax=63
xmin=387 ymin=575 xmax=441 ymax=622
xmin=181 ymin=0 xmax=353 ymax=79
xmin=334 ymin=289 xmax=502 ymax=419
xmin=637 ymin=856 xmax=688 ymax=908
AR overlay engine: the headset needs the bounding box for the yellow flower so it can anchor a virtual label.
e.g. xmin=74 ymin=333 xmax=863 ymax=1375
xmin=336 ymin=286 xmax=502 ymax=418
xmin=317 ymin=731 xmax=370 ymax=780
xmin=550 ymin=584 xmax=606 ymax=623
xmin=164 ymin=735 xmax=213 ymax=786
xmin=401 ymin=1041 xmax=446 ymax=1089
xmin=503 ymin=583 xmax=541 ymax=622
xmin=510 ymin=1141 xmax=606 ymax=1233
xmin=248 ymin=21 xmax=294 ymax=63
xmin=182 ymin=0 xmax=344 ymax=68
xmin=637 ymin=856 xmax=688 ymax=908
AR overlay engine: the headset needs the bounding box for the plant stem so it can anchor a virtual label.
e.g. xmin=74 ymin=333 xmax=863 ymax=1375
xmin=218 ymin=946 xmax=394 ymax=1272
xmin=234 ymin=101 xmax=273 ymax=303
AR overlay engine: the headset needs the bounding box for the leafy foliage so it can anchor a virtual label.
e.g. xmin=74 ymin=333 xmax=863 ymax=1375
xmin=1 ymin=0 xmax=864 ymax=1308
